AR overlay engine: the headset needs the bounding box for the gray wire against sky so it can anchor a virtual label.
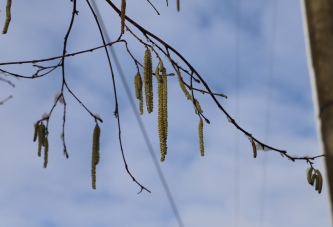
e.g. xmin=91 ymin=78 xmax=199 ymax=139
xmin=90 ymin=1 xmax=185 ymax=227
xmin=233 ymin=0 xmax=241 ymax=226
xmin=259 ymin=0 xmax=279 ymax=226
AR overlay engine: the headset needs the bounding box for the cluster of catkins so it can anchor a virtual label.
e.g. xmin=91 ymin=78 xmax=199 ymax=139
xmin=134 ymin=48 xmax=205 ymax=162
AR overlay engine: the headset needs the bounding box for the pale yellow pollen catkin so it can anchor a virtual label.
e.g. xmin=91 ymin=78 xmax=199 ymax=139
xmin=177 ymin=71 xmax=204 ymax=113
xmin=43 ymin=137 xmax=49 ymax=168
xmin=134 ymin=73 xmax=141 ymax=99
xmin=198 ymin=118 xmax=204 ymax=156
xmin=120 ymin=0 xmax=126 ymax=34
xmin=159 ymin=60 xmax=164 ymax=72
xmin=143 ymin=48 xmax=153 ymax=113
xmin=194 ymin=99 xmax=203 ymax=113
xmin=2 ymin=0 xmax=12 ymax=34
xmin=33 ymin=123 xmax=39 ymax=142
xmin=38 ymin=123 xmax=46 ymax=157
xmin=158 ymin=67 xmax=168 ymax=162
xmin=155 ymin=63 xmax=162 ymax=82
xmin=162 ymin=68 xmax=168 ymax=140
xmin=250 ymin=134 xmax=257 ymax=158
xmin=92 ymin=124 xmax=101 ymax=190
xmin=252 ymin=139 xmax=257 ymax=158
xmin=177 ymin=72 xmax=192 ymax=101
xmin=134 ymin=72 xmax=144 ymax=114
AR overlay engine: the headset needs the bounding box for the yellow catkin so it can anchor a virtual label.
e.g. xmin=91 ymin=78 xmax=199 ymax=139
xmin=2 ymin=0 xmax=12 ymax=34
xmin=251 ymin=138 xmax=257 ymax=158
xmin=134 ymin=72 xmax=143 ymax=114
xmin=162 ymin=68 xmax=168 ymax=142
xmin=134 ymin=73 xmax=141 ymax=99
xmin=177 ymin=72 xmax=192 ymax=101
xmin=194 ymin=99 xmax=203 ymax=113
xmin=158 ymin=67 xmax=168 ymax=162
xmin=33 ymin=123 xmax=39 ymax=142
xmin=139 ymin=95 xmax=144 ymax=115
xmin=92 ymin=124 xmax=101 ymax=190
xmin=143 ymin=48 xmax=153 ymax=113
xmin=159 ymin=60 xmax=164 ymax=72
xmin=177 ymin=72 xmax=203 ymax=113
xmin=43 ymin=137 xmax=49 ymax=168
xmin=38 ymin=124 xmax=46 ymax=157
xmin=155 ymin=64 xmax=162 ymax=82
xmin=198 ymin=118 xmax=204 ymax=156
xmin=120 ymin=0 xmax=126 ymax=34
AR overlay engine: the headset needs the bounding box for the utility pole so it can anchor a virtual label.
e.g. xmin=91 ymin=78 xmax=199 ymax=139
xmin=303 ymin=0 xmax=333 ymax=219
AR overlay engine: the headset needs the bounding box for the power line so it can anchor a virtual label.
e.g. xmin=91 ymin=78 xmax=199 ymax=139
xmin=233 ymin=0 xmax=241 ymax=226
xmin=259 ymin=1 xmax=279 ymax=227
xmin=90 ymin=1 xmax=185 ymax=227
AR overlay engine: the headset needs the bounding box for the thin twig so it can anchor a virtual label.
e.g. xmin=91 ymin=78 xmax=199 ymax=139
xmin=59 ymin=0 xmax=79 ymax=158
xmin=105 ymin=0 xmax=325 ymax=163
xmin=0 ymin=76 xmax=15 ymax=87
xmin=146 ymin=0 xmax=160 ymax=15
xmin=0 ymin=95 xmax=12 ymax=105
xmin=87 ymin=0 xmax=150 ymax=193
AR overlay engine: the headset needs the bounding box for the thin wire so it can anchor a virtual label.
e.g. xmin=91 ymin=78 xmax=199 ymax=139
xmin=259 ymin=0 xmax=278 ymax=226
xmin=234 ymin=0 xmax=241 ymax=226
xmin=90 ymin=1 xmax=185 ymax=227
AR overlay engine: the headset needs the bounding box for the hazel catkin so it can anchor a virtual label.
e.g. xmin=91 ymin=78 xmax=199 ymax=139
xmin=43 ymin=137 xmax=49 ymax=168
xmin=2 ymin=0 xmax=12 ymax=34
xmin=158 ymin=67 xmax=168 ymax=162
xmin=143 ymin=48 xmax=153 ymax=113
xmin=120 ymin=0 xmax=126 ymax=34
xmin=198 ymin=118 xmax=204 ymax=156
xmin=134 ymin=72 xmax=144 ymax=114
xmin=92 ymin=124 xmax=101 ymax=190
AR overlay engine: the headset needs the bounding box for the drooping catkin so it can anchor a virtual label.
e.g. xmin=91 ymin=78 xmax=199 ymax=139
xmin=155 ymin=64 xmax=162 ymax=82
xmin=162 ymin=68 xmax=168 ymax=141
xmin=92 ymin=124 xmax=101 ymax=190
xmin=143 ymin=48 xmax=153 ymax=113
xmin=158 ymin=67 xmax=168 ymax=162
xmin=2 ymin=0 xmax=12 ymax=34
xmin=159 ymin=60 xmax=164 ymax=72
xmin=134 ymin=72 xmax=144 ymax=114
xmin=177 ymin=72 xmax=204 ymax=113
xmin=38 ymin=123 xmax=46 ymax=157
xmin=43 ymin=137 xmax=49 ymax=168
xmin=120 ymin=0 xmax=126 ymax=34
xmin=194 ymin=99 xmax=203 ymax=113
xmin=198 ymin=118 xmax=204 ymax=156
xmin=177 ymin=72 xmax=192 ymax=101
xmin=33 ymin=122 xmax=39 ymax=142
xmin=250 ymin=135 xmax=257 ymax=158
xmin=177 ymin=0 xmax=180 ymax=12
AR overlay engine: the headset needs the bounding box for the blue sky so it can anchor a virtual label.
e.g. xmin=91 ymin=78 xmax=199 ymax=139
xmin=0 ymin=0 xmax=331 ymax=226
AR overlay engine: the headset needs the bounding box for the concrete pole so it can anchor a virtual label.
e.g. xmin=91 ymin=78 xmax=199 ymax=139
xmin=302 ymin=0 xmax=333 ymax=219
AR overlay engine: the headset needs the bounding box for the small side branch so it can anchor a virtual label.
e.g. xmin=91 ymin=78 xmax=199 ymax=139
xmin=0 ymin=95 xmax=12 ymax=105
xmin=87 ymin=0 xmax=150 ymax=193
